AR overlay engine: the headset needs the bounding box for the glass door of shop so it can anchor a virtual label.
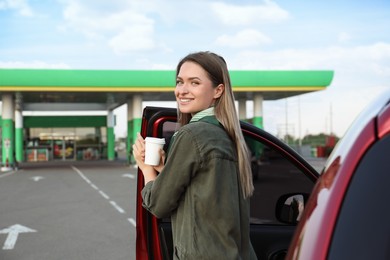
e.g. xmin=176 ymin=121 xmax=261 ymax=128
xmin=53 ymin=138 xmax=75 ymax=160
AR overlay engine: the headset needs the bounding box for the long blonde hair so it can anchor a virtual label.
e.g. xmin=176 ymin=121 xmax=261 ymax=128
xmin=175 ymin=51 xmax=254 ymax=198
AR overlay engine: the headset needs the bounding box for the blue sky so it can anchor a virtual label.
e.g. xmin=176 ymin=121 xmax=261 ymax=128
xmin=1 ymin=0 xmax=389 ymax=138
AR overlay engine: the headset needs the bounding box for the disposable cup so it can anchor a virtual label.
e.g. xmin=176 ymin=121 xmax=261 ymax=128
xmin=144 ymin=137 xmax=165 ymax=166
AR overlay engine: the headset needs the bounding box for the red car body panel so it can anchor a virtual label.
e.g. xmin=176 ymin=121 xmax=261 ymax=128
xmin=286 ymin=91 xmax=390 ymax=260
xmin=286 ymin=121 xmax=376 ymax=259
xmin=378 ymin=102 xmax=390 ymax=138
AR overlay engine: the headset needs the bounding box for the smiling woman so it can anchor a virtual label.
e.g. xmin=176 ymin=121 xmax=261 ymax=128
xmin=133 ymin=51 xmax=257 ymax=259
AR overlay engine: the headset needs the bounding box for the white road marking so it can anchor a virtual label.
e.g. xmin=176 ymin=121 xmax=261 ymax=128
xmin=99 ymin=190 xmax=110 ymax=200
xmin=30 ymin=176 xmax=44 ymax=182
xmin=0 ymin=171 xmax=15 ymax=178
xmin=110 ymin=201 xmax=126 ymax=214
xmin=122 ymin=173 xmax=135 ymax=179
xmin=0 ymin=224 xmax=37 ymax=250
xmin=72 ymin=166 xmax=128 ymax=217
xmin=72 ymin=166 xmax=84 ymax=177
xmin=128 ymin=218 xmax=136 ymax=227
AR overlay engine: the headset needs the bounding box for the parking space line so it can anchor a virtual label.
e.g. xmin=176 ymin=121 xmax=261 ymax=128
xmin=110 ymin=201 xmax=125 ymax=214
xmin=72 ymin=166 xmax=128 ymax=216
xmin=0 ymin=171 xmax=16 ymax=179
xmin=128 ymin=218 xmax=136 ymax=227
xmin=99 ymin=190 xmax=110 ymax=200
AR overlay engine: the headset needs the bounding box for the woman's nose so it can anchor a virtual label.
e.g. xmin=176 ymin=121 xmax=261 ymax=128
xmin=177 ymin=83 xmax=189 ymax=94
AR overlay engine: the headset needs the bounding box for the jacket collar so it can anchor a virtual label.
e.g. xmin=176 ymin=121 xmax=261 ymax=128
xmin=190 ymin=107 xmax=215 ymax=123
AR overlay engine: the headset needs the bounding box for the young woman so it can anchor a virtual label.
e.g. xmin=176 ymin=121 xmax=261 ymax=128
xmin=133 ymin=51 xmax=257 ymax=259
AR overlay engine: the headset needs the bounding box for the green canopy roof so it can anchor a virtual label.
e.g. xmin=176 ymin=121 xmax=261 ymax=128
xmin=0 ymin=69 xmax=333 ymax=111
xmin=0 ymin=69 xmax=333 ymax=92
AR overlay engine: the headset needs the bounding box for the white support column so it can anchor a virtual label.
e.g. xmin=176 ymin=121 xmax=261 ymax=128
xmin=238 ymin=98 xmax=246 ymax=120
xmin=130 ymin=94 xmax=143 ymax=164
xmin=253 ymin=93 xmax=264 ymax=129
xmin=132 ymin=94 xmax=143 ymax=120
xmin=14 ymin=109 xmax=22 ymax=129
xmin=2 ymin=94 xmax=14 ymax=120
xmin=1 ymin=93 xmax=15 ymax=169
xmin=107 ymin=110 xmax=115 ymax=128
xmin=106 ymin=110 xmax=115 ymax=161
xmin=15 ymin=108 xmax=24 ymax=163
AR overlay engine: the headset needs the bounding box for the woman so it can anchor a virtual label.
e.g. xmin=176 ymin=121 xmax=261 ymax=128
xmin=133 ymin=51 xmax=257 ymax=259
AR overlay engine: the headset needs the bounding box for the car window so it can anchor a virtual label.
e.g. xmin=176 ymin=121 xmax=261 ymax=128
xmin=245 ymin=135 xmax=314 ymax=225
xmin=159 ymin=121 xmax=178 ymax=152
xmin=328 ymin=135 xmax=390 ymax=260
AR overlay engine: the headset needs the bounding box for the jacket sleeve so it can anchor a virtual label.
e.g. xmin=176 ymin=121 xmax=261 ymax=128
xmin=141 ymin=127 xmax=201 ymax=218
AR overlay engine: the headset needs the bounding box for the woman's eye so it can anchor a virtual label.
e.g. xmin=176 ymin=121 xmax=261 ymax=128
xmin=191 ymin=81 xmax=199 ymax=85
xmin=176 ymin=80 xmax=183 ymax=86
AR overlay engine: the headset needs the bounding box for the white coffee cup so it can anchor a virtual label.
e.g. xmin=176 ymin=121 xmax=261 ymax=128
xmin=144 ymin=137 xmax=166 ymax=166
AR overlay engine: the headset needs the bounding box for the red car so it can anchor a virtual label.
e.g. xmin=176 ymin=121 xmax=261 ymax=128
xmin=136 ymin=89 xmax=390 ymax=260
xmin=287 ymin=89 xmax=390 ymax=260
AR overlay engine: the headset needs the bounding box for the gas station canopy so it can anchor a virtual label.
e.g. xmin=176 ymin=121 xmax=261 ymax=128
xmin=0 ymin=69 xmax=334 ymax=111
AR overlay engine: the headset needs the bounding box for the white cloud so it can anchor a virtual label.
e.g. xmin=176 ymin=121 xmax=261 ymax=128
xmin=227 ymin=42 xmax=390 ymax=73
xmin=223 ymin=42 xmax=390 ymax=137
xmin=57 ymin=1 xmax=289 ymax=55
xmin=338 ymin=32 xmax=351 ymax=43
xmin=210 ymin=1 xmax=289 ymax=26
xmin=60 ymin=0 xmax=157 ymax=52
xmin=109 ymin=25 xmax=155 ymax=54
xmin=0 ymin=0 xmax=33 ymax=16
xmin=215 ymin=29 xmax=272 ymax=48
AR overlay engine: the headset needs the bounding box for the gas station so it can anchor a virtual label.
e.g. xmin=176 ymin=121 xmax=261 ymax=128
xmin=0 ymin=69 xmax=333 ymax=169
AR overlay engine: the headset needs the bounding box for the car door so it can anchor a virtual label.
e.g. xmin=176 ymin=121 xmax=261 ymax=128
xmin=136 ymin=106 xmax=319 ymax=260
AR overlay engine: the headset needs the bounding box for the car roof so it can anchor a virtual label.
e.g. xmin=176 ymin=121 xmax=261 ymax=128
xmin=324 ymin=88 xmax=390 ymax=172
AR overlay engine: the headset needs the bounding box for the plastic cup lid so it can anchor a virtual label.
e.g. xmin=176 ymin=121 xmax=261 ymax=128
xmin=145 ymin=137 xmax=166 ymax=144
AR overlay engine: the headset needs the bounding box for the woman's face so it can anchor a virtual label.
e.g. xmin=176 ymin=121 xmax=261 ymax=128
xmin=175 ymin=61 xmax=223 ymax=115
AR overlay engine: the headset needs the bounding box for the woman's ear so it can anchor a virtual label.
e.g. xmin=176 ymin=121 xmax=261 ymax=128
xmin=214 ymin=84 xmax=225 ymax=99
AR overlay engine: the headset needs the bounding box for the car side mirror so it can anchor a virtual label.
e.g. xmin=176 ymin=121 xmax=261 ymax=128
xmin=276 ymin=194 xmax=307 ymax=225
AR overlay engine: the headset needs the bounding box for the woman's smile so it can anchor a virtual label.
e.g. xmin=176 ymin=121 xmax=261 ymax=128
xmin=179 ymin=98 xmax=192 ymax=103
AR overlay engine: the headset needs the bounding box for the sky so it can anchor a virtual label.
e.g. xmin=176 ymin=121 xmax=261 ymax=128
xmin=0 ymin=0 xmax=389 ymax=139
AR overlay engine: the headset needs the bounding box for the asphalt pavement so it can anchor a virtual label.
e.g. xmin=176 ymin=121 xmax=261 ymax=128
xmin=0 ymin=160 xmax=137 ymax=260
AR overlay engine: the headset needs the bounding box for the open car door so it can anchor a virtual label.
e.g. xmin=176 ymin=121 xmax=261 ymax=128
xmin=136 ymin=106 xmax=319 ymax=260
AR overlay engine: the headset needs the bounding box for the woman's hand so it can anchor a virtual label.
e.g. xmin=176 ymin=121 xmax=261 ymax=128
xmin=132 ymin=133 xmax=161 ymax=183
xmin=154 ymin=149 xmax=166 ymax=173
xmin=132 ymin=133 xmax=147 ymax=169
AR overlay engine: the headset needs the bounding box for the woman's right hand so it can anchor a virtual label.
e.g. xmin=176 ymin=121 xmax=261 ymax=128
xmin=132 ymin=133 xmax=162 ymax=183
xmin=132 ymin=133 xmax=147 ymax=170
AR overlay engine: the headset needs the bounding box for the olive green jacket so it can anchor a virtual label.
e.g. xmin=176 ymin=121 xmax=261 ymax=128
xmin=142 ymin=116 xmax=257 ymax=259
